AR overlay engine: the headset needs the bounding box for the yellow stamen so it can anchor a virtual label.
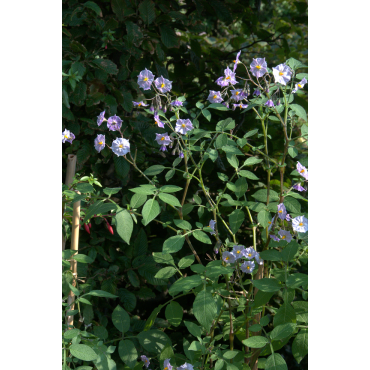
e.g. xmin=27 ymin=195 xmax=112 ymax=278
xmin=138 ymin=103 xmax=141 ymax=107
xmin=239 ymin=104 xmax=242 ymax=108
xmin=299 ymin=222 xmax=303 ymax=226
xmin=300 ymin=169 xmax=305 ymax=173
xmin=119 ymin=144 xmax=123 ymax=148
xmin=161 ymin=137 xmax=165 ymax=141
xmin=247 ymin=266 xmax=250 ymax=270
xmin=281 ymin=235 xmax=286 ymax=239
xmin=298 ymin=84 xmax=302 ymax=88
xmin=236 ymin=250 xmax=240 ymax=254
xmin=98 ymin=141 xmax=103 ymax=145
xmin=226 ymin=257 xmax=229 ymax=260
xmin=256 ymin=65 xmax=261 ymax=69
xmin=64 ymin=135 xmax=68 ymax=138
xmin=213 ymin=95 xmax=217 ymax=99
xmin=278 ymin=210 xmax=282 ymax=213
xmin=143 ymin=77 xmax=148 ymax=81
xmin=279 ymin=72 xmax=284 ymax=76
xmin=182 ymin=124 xmax=186 ymax=128
xmin=226 ymin=76 xmax=230 ymax=80
xmin=235 ymin=91 xmax=239 ymax=95
xmin=248 ymin=253 xmax=252 ymax=257
xmin=268 ymin=221 xmax=272 ymax=224
xmin=165 ymin=368 xmax=168 ymax=370
xmin=233 ymin=60 xmax=236 ymax=63
xmin=161 ymin=83 xmax=165 ymax=88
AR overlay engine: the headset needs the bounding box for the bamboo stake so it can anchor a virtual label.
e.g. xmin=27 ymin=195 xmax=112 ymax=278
xmin=63 ymin=155 xmax=77 ymax=251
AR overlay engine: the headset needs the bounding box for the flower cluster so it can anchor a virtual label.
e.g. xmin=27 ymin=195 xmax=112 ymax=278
xmin=140 ymin=357 xmax=193 ymax=370
xmin=222 ymin=245 xmax=264 ymax=274
xmin=137 ymin=68 xmax=173 ymax=94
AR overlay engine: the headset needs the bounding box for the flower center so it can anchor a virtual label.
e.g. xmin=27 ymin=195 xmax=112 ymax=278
xmin=119 ymin=144 xmax=123 ymax=148
xmin=278 ymin=210 xmax=282 ymax=213
xmin=64 ymin=135 xmax=68 ymax=138
xmin=161 ymin=83 xmax=165 ymax=88
xmin=239 ymin=104 xmax=242 ymax=108
xmin=98 ymin=141 xmax=103 ymax=145
xmin=248 ymin=253 xmax=251 ymax=257
xmin=164 ymin=368 xmax=168 ymax=370
xmin=233 ymin=60 xmax=236 ymax=63
xmin=256 ymin=65 xmax=261 ymax=69
xmin=226 ymin=257 xmax=229 ymax=260
xmin=300 ymin=169 xmax=305 ymax=173
xmin=236 ymin=250 xmax=240 ymax=254
xmin=299 ymin=222 xmax=303 ymax=226
xmin=298 ymin=84 xmax=302 ymax=88
xmin=279 ymin=72 xmax=284 ymax=76
xmin=226 ymin=76 xmax=230 ymax=80
xmin=138 ymin=103 xmax=141 ymax=107
xmin=247 ymin=266 xmax=250 ymax=270
xmin=281 ymin=235 xmax=286 ymax=239
xmin=182 ymin=124 xmax=186 ymax=128
xmin=160 ymin=137 xmax=165 ymax=141
xmin=235 ymin=91 xmax=239 ymax=95
xmin=144 ymin=77 xmax=148 ymax=81
xmin=268 ymin=221 xmax=271 ymax=224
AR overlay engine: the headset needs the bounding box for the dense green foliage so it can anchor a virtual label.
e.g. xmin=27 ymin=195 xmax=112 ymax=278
xmin=62 ymin=1 xmax=308 ymax=370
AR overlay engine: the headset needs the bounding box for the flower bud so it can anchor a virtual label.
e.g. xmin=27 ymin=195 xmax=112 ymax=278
xmin=105 ymin=221 xmax=114 ymax=235
xmin=83 ymin=223 xmax=90 ymax=234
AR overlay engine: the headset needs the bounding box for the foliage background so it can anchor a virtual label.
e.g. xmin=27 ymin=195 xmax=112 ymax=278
xmin=62 ymin=0 xmax=308 ymax=369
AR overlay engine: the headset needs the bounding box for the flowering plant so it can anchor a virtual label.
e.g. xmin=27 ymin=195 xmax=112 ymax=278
xmin=63 ymin=52 xmax=308 ymax=370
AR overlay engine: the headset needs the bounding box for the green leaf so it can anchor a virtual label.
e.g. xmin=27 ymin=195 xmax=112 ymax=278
xmin=244 ymin=129 xmax=259 ymax=138
xmin=154 ymin=266 xmax=177 ymax=279
xmin=82 ymin=290 xmax=118 ymax=299
xmin=216 ymin=133 xmax=228 ymax=148
xmin=168 ymin=275 xmax=203 ymax=296
xmin=103 ymin=187 xmax=122 ymax=196
xmin=76 ymin=183 xmax=94 ymax=193
xmin=144 ymin=306 xmax=162 ymax=331
xmin=118 ymin=340 xmax=137 ymax=369
xmin=253 ymin=291 xmax=275 ymax=309
xmin=281 ymin=243 xmax=299 ymax=262
xmin=244 ymin=157 xmax=263 ymax=166
xmin=192 ymin=230 xmax=212 ymax=244
xmin=248 ymin=324 xmax=262 ymax=332
xmin=223 ymin=351 xmax=239 ymax=360
xmin=252 ymin=189 xmax=280 ymax=202
xmin=273 ymin=303 xmax=296 ymax=327
xmin=288 ymin=147 xmax=298 ymax=158
xmin=160 ymin=25 xmax=179 ymax=48
xmin=265 ymin=353 xmax=288 ymax=370
xmin=216 ymin=117 xmax=235 ymax=131
xmin=127 ymin=270 xmax=140 ymax=288
xmin=68 ymin=283 xmax=80 ymax=296
xmin=286 ymin=273 xmax=308 ymax=289
xmin=193 ymin=289 xmax=217 ymax=331
xmin=165 ymin=301 xmax=183 ymax=327
xmin=229 ymin=209 xmax=245 ymax=233
xmin=289 ymin=104 xmax=307 ymax=122
xmin=202 ymin=109 xmax=211 ymax=121
xmin=173 ymin=219 xmax=192 ymax=230
xmin=241 ymin=336 xmax=269 ymax=348
xmin=292 ymin=329 xmax=308 ymax=364
xmin=284 ymin=197 xmax=301 ymax=213
xmin=208 ymin=103 xmax=229 ymax=111
xmin=137 ymin=330 xmax=172 ymax=354
xmin=115 ymin=209 xmax=133 ymax=245
xmin=163 ymin=235 xmax=185 ymax=253
xmin=252 ymin=278 xmax=282 ymax=292
xmin=239 ymin=170 xmax=259 ymax=180
xmin=215 ymin=360 xmax=225 ymax=370
xmin=181 ymin=204 xmax=194 ymax=216
xmin=184 ymin=321 xmax=202 ymax=338
xmin=178 ymin=255 xmax=195 ymax=269
xmin=142 ymin=199 xmax=160 ymax=226
xmin=93 ymin=59 xmax=118 ymax=75
xmin=235 ymin=178 xmax=248 ymax=198
xmin=112 ymin=305 xmax=130 ymax=333
xmin=114 ymin=155 xmax=130 ymax=179
xmin=270 ymin=323 xmax=296 ymax=341
xmin=226 ymin=153 xmax=239 ymax=168
xmin=158 ymin=193 xmax=181 ymax=207
xmin=257 ymin=210 xmax=272 ymax=228
xmin=292 ymin=301 xmax=308 ymax=323
xmin=64 ymin=328 xmax=81 ymax=339
xmin=129 ymin=187 xmax=156 ymax=195
xmin=130 ymin=193 xmax=147 ymax=209
xmin=73 ymin=254 xmax=93 ymax=264
xmin=144 ymin=165 xmax=165 ymax=176
xmin=165 ymin=169 xmax=175 ymax=182
xmin=160 ymin=185 xmax=183 ymax=193
xmin=138 ymin=0 xmax=155 ymax=25
xmin=84 ymin=1 xmax=102 ymax=15
xmin=260 ymin=250 xmax=282 ymax=261
xmin=286 ymin=57 xmax=305 ymax=70
xmin=69 ymin=344 xmax=98 ymax=361
xmin=83 ymin=201 xmax=118 ymax=224
xmin=152 ymin=253 xmax=175 ymax=266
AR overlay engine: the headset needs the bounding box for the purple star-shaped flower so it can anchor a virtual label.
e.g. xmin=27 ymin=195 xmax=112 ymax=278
xmin=97 ymin=111 xmax=106 ymax=126
xmin=208 ymin=220 xmax=216 ymax=235
xmin=94 ymin=134 xmax=105 ymax=153
xmin=244 ymin=247 xmax=256 ymax=260
xmin=141 ymin=355 xmax=150 ymax=368
xmin=241 ymin=260 xmax=255 ymax=274
xmin=175 ymin=119 xmax=193 ymax=135
xmin=253 ymin=89 xmax=261 ymax=96
xmin=223 ymin=251 xmax=236 ymax=264
xmin=163 ymin=359 xmax=173 ymax=370
xmin=268 ymin=216 xmax=275 ymax=231
xmin=133 ymin=101 xmax=149 ymax=107
xmin=62 ymin=129 xmax=75 ymax=144
xmin=292 ymin=78 xmax=308 ymax=93
xmin=292 ymin=215 xmax=308 ymax=233
xmin=137 ymin=69 xmax=155 ymax=90
xmin=216 ymin=66 xmax=237 ymax=87
xmin=264 ymin=99 xmax=274 ymax=108
xmin=232 ymin=103 xmax=249 ymax=111
xmin=254 ymin=252 xmax=264 ymax=266
xmin=107 ymin=115 xmax=122 ymax=131
xmin=111 ymin=138 xmax=130 ymax=156
xmin=278 ymin=229 xmax=293 ymax=243
xmin=296 ymin=162 xmax=308 ymax=180
xmin=250 ymin=58 xmax=268 ymax=78
xmin=277 ymin=203 xmax=287 ymax=220
xmin=272 ymin=63 xmax=293 ymax=86
xmin=293 ymin=183 xmax=306 ymax=192
xmin=270 ymin=234 xmax=280 ymax=242
xmin=286 ymin=214 xmax=291 ymax=222
xmin=232 ymin=245 xmax=245 ymax=260
xmin=233 ymin=50 xmax=241 ymax=72
xmin=231 ymin=89 xmax=243 ymax=102
xmin=154 ymin=76 xmax=172 ymax=93
xmin=177 ymin=363 xmax=194 ymax=370
xmin=207 ymin=90 xmax=223 ymax=103
xmin=154 ymin=113 xmax=165 ymax=128
xmin=171 ymin=100 xmax=183 ymax=107
xmin=155 ymin=133 xmax=171 ymax=146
